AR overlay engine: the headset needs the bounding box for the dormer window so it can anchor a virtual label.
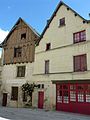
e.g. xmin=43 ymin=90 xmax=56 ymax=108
xmin=59 ymin=17 xmax=65 ymax=26
xmin=21 ymin=33 xmax=26 ymax=39
xmin=46 ymin=43 xmax=51 ymax=51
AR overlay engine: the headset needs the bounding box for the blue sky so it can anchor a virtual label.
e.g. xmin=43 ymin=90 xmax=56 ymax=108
xmin=0 ymin=0 xmax=90 ymax=33
xmin=0 ymin=0 xmax=90 ymax=45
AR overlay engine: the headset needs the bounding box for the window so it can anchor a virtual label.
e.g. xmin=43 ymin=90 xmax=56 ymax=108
xmin=73 ymin=30 xmax=86 ymax=43
xmin=38 ymin=84 xmax=44 ymax=89
xmin=59 ymin=17 xmax=65 ymax=26
xmin=57 ymin=83 xmax=90 ymax=105
xmin=86 ymin=91 xmax=90 ymax=102
xmin=57 ymin=91 xmax=62 ymax=103
xmin=74 ymin=54 xmax=87 ymax=72
xmin=42 ymin=84 xmax=44 ymax=89
xmin=57 ymin=84 xmax=62 ymax=103
xmin=23 ymin=91 xmax=27 ymax=102
xmin=46 ymin=43 xmax=51 ymax=51
xmin=21 ymin=33 xmax=26 ymax=39
xmin=63 ymin=85 xmax=69 ymax=103
xmin=56 ymin=84 xmax=69 ymax=103
xmin=45 ymin=60 xmax=49 ymax=74
xmin=11 ymin=87 xmax=18 ymax=100
xmin=86 ymin=85 xmax=90 ymax=103
xmin=70 ymin=85 xmax=76 ymax=102
xmin=77 ymin=85 xmax=85 ymax=102
xmin=14 ymin=47 xmax=22 ymax=57
xmin=17 ymin=66 xmax=26 ymax=77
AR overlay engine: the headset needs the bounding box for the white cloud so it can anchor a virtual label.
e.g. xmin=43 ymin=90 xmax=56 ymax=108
xmin=0 ymin=28 xmax=9 ymax=58
xmin=0 ymin=28 xmax=9 ymax=44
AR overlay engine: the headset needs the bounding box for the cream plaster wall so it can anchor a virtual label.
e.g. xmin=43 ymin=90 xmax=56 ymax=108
xmin=34 ymin=5 xmax=90 ymax=76
xmin=2 ymin=63 xmax=34 ymax=107
xmin=33 ymin=5 xmax=90 ymax=109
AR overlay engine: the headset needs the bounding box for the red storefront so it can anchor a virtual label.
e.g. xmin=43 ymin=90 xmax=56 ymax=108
xmin=56 ymin=81 xmax=90 ymax=115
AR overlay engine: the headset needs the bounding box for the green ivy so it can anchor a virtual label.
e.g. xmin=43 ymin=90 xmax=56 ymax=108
xmin=22 ymin=82 xmax=37 ymax=106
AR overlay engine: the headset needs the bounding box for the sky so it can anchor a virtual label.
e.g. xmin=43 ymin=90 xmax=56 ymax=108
xmin=0 ymin=0 xmax=90 ymax=56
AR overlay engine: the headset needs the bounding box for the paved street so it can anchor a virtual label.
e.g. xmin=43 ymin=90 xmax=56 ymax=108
xmin=0 ymin=107 xmax=89 ymax=120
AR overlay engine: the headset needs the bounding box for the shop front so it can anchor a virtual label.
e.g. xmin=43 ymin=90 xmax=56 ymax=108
xmin=56 ymin=82 xmax=90 ymax=115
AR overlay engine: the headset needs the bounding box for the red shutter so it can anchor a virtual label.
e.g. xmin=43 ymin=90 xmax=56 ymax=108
xmin=80 ymin=54 xmax=87 ymax=71
xmin=80 ymin=30 xmax=86 ymax=41
xmin=45 ymin=60 xmax=49 ymax=74
xmin=74 ymin=54 xmax=87 ymax=72
xmin=74 ymin=56 xmax=80 ymax=72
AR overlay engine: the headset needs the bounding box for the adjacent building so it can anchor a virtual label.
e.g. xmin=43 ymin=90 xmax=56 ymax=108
xmin=0 ymin=59 xmax=2 ymax=106
xmin=1 ymin=1 xmax=90 ymax=115
xmin=33 ymin=1 xmax=90 ymax=114
xmin=1 ymin=18 xmax=40 ymax=107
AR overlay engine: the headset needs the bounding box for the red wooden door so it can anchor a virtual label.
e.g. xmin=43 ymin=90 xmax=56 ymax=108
xmin=2 ymin=93 xmax=7 ymax=106
xmin=38 ymin=91 xmax=44 ymax=109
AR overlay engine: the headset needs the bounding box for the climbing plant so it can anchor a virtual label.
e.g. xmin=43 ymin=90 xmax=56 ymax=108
xmin=22 ymin=82 xmax=37 ymax=106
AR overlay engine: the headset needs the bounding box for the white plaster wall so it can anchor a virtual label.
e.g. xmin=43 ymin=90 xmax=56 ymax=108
xmin=2 ymin=63 xmax=34 ymax=107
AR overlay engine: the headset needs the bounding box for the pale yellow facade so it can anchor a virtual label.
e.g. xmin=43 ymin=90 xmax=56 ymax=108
xmin=32 ymin=4 xmax=90 ymax=109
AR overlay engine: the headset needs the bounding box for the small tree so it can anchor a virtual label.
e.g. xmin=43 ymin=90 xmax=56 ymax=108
xmin=22 ymin=82 xmax=37 ymax=106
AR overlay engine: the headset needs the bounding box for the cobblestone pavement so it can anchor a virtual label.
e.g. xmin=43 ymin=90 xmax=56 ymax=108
xmin=0 ymin=107 xmax=90 ymax=120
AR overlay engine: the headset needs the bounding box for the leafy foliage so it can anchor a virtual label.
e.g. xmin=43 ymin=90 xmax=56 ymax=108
xmin=22 ymin=83 xmax=36 ymax=95
xmin=22 ymin=82 xmax=37 ymax=106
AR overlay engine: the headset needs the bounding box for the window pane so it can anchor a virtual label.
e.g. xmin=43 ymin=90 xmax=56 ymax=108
xmin=77 ymin=85 xmax=84 ymax=90
xmin=70 ymin=85 xmax=76 ymax=90
xmin=57 ymin=90 xmax=62 ymax=103
xmin=87 ymin=85 xmax=90 ymax=90
xmin=17 ymin=66 xmax=26 ymax=77
xmin=14 ymin=47 xmax=22 ymax=57
xmin=74 ymin=54 xmax=87 ymax=72
xmin=59 ymin=18 xmax=65 ymax=26
xmin=21 ymin=33 xmax=26 ymax=39
xmin=78 ymin=91 xmax=84 ymax=102
xmin=63 ymin=85 xmax=68 ymax=90
xmin=80 ymin=55 xmax=87 ymax=71
xmin=11 ymin=87 xmax=18 ymax=100
xmin=74 ymin=56 xmax=80 ymax=72
xmin=73 ymin=30 xmax=86 ymax=43
xmin=63 ymin=91 xmax=69 ymax=103
xmin=70 ymin=91 xmax=76 ymax=102
xmin=80 ymin=31 xmax=86 ymax=41
xmin=74 ymin=33 xmax=80 ymax=43
xmin=46 ymin=43 xmax=51 ymax=51
xmin=86 ymin=91 xmax=90 ymax=102
xmin=45 ymin=60 xmax=49 ymax=74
